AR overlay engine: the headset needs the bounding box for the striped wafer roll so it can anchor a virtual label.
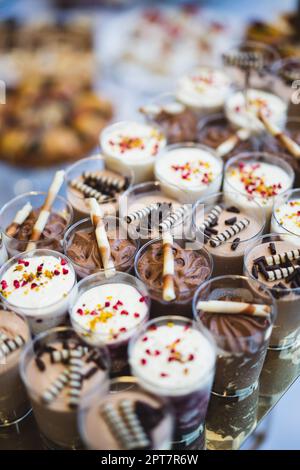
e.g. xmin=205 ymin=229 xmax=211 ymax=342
xmin=70 ymin=180 xmax=111 ymax=203
xmin=196 ymin=300 xmax=271 ymax=318
xmin=266 ymin=265 xmax=298 ymax=282
xmin=42 ymin=369 xmax=70 ymax=404
xmin=120 ymin=400 xmax=150 ymax=449
xmin=264 ymin=249 xmax=300 ymax=266
xmin=83 ymin=172 xmax=128 ymax=192
xmin=102 ymin=403 xmax=134 ymax=450
xmin=68 ymin=357 xmax=83 ymax=409
xmin=0 ymin=332 xmax=9 ymax=342
xmin=216 ymin=129 xmax=250 ymax=158
xmin=89 ymin=198 xmax=115 ymax=279
xmin=209 ymin=218 xmax=250 ymax=247
xmin=50 ymin=348 xmax=83 ymax=364
xmin=126 ymin=203 xmax=161 ymax=224
xmin=162 ymin=231 xmax=176 ymax=302
xmin=223 ymin=51 xmax=263 ymax=70
xmin=159 ymin=205 xmax=188 ymax=232
xmin=6 ymin=202 xmax=32 ymax=237
xmin=0 ymin=335 xmax=25 ymax=357
xmin=26 ymin=171 xmax=65 ymax=251
xmin=199 ymin=205 xmax=222 ymax=231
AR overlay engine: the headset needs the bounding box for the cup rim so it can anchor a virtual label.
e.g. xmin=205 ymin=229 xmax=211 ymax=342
xmin=272 ymin=188 xmax=300 ymax=238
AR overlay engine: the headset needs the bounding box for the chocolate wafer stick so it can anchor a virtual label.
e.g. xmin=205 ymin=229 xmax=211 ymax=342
xmin=216 ymin=129 xmax=250 ymax=158
xmin=264 ymin=249 xmax=300 ymax=266
xmin=83 ymin=172 xmax=128 ymax=192
xmin=162 ymin=231 xmax=176 ymax=302
xmin=26 ymin=171 xmax=65 ymax=251
xmin=266 ymin=265 xmax=299 ymax=282
xmin=196 ymin=300 xmax=271 ymax=318
xmin=42 ymin=369 xmax=70 ymax=404
xmin=126 ymin=203 xmax=161 ymax=224
xmin=102 ymin=403 xmax=135 ymax=450
xmin=89 ymin=198 xmax=115 ymax=278
xmin=70 ymin=179 xmax=111 ymax=203
xmin=209 ymin=218 xmax=250 ymax=247
xmin=199 ymin=205 xmax=222 ymax=231
xmin=6 ymin=202 xmax=32 ymax=237
xmin=159 ymin=205 xmax=188 ymax=232
xmin=120 ymin=400 xmax=150 ymax=449
xmin=68 ymin=357 xmax=83 ymax=409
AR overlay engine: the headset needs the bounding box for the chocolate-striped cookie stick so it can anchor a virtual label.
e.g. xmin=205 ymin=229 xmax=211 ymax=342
xmin=126 ymin=203 xmax=161 ymax=224
xmin=263 ymin=249 xmax=300 ymax=266
xmin=102 ymin=403 xmax=135 ymax=450
xmin=266 ymin=265 xmax=298 ymax=282
xmin=120 ymin=400 xmax=150 ymax=449
xmin=68 ymin=357 xmax=83 ymax=409
xmin=199 ymin=205 xmax=222 ymax=231
xmin=70 ymin=180 xmax=111 ymax=203
xmin=159 ymin=205 xmax=188 ymax=232
xmin=209 ymin=218 xmax=250 ymax=247
xmin=6 ymin=202 xmax=32 ymax=237
xmin=42 ymin=369 xmax=70 ymax=404
xmin=196 ymin=300 xmax=271 ymax=318
xmin=162 ymin=231 xmax=176 ymax=302
xmin=83 ymin=172 xmax=128 ymax=192
xmin=0 ymin=335 xmax=25 ymax=359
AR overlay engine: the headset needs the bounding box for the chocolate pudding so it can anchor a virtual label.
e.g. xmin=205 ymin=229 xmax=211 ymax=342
xmin=135 ymin=239 xmax=212 ymax=317
xmin=0 ymin=309 xmax=31 ymax=427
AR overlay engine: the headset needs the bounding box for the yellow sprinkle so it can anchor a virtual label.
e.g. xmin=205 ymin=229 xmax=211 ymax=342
xmin=167 ymin=322 xmax=174 ymax=328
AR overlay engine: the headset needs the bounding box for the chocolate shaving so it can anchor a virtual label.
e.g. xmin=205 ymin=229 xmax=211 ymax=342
xmin=35 ymin=356 xmax=46 ymax=372
xmin=251 ymin=264 xmax=258 ymax=279
xmin=269 ymin=243 xmax=276 ymax=255
xmin=226 ymin=206 xmax=240 ymax=214
xmin=225 ymin=217 xmax=237 ymax=225
xmin=231 ymin=238 xmax=240 ymax=251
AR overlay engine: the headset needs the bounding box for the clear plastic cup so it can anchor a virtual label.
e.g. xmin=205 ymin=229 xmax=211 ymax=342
xmin=271 ymin=188 xmax=300 ymax=241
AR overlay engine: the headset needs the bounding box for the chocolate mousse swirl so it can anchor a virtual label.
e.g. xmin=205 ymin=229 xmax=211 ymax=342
xmin=199 ymin=125 xmax=233 ymax=149
xmin=137 ymin=241 xmax=210 ymax=300
xmin=67 ymin=229 xmax=136 ymax=270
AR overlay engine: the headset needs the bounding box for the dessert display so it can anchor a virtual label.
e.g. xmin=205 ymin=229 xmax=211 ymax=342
xmin=0 ymin=309 xmax=31 ymax=427
xmin=70 ymin=272 xmax=150 ymax=374
xmin=271 ymin=189 xmax=300 ymax=239
xmin=154 ymin=143 xmax=223 ymax=204
xmin=194 ymin=276 xmax=275 ymax=397
xmin=135 ymin=238 xmax=212 ymax=318
xmin=0 ymin=249 xmax=76 ymax=335
xmin=244 ymin=233 xmax=300 ymax=349
xmin=20 ymin=327 xmax=109 ymax=449
xmin=100 ymin=121 xmax=166 ymax=184
xmin=193 ymin=192 xmax=265 ymax=276
xmin=79 ymin=376 xmax=173 ymax=450
xmin=129 ymin=316 xmax=216 ymax=450
xmin=223 ymin=152 xmax=294 ymax=220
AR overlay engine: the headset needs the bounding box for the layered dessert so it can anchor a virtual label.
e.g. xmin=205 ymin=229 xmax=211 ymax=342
xmin=20 ymin=328 xmax=109 ymax=449
xmin=225 ymin=89 xmax=287 ymax=134
xmin=271 ymin=189 xmax=300 ymax=239
xmin=70 ymin=273 xmax=150 ymax=374
xmin=135 ymin=239 xmax=212 ymax=317
xmin=80 ymin=377 xmax=173 ymax=450
xmin=100 ymin=121 xmax=166 ymax=183
xmin=244 ymin=235 xmax=300 ymax=349
xmin=64 ymin=217 xmax=138 ymax=278
xmin=129 ymin=316 xmax=216 ymax=450
xmin=194 ymin=276 xmax=274 ymax=396
xmin=0 ymin=309 xmax=30 ymax=426
xmin=176 ymin=67 xmax=232 ymax=114
xmin=155 ymin=144 xmax=223 ymax=203
xmin=0 ymin=250 xmax=76 ymax=335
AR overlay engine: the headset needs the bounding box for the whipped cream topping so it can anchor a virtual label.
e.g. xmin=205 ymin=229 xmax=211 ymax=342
xmin=274 ymin=199 xmax=300 ymax=236
xmin=225 ymin=89 xmax=287 ymax=132
xmin=176 ymin=67 xmax=231 ymax=110
xmin=155 ymin=147 xmax=222 ymax=189
xmin=72 ymin=283 xmax=149 ymax=344
xmin=130 ymin=322 xmax=215 ymax=396
xmin=101 ymin=122 xmax=166 ymax=162
xmin=0 ymin=255 xmax=75 ymax=310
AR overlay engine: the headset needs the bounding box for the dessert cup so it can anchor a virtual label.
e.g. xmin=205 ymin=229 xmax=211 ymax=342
xmin=20 ymin=326 xmax=109 ymax=450
xmin=65 ymin=154 xmax=133 ymax=222
xmin=63 ymin=216 xmax=139 ymax=279
xmin=271 ymin=188 xmax=300 ymax=241
xmin=244 ymin=233 xmax=300 ymax=350
xmin=0 ymin=249 xmax=77 ymax=335
xmin=135 ymin=237 xmax=213 ymax=318
xmin=271 ymin=57 xmax=300 ymax=118
xmin=0 ymin=191 xmax=73 ymax=257
xmin=154 ymin=143 xmax=223 ymax=204
xmin=100 ymin=121 xmax=166 ymax=183
xmin=79 ymin=376 xmax=174 ymax=450
xmin=129 ymin=315 xmax=216 ymax=450
xmin=0 ymin=309 xmax=31 ymax=427
xmin=193 ymin=191 xmax=266 ymax=276
xmin=193 ymin=275 xmax=276 ymax=398
xmin=70 ymin=271 xmax=150 ymax=375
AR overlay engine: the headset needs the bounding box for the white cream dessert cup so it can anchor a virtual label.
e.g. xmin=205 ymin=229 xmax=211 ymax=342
xmin=271 ymin=188 xmax=300 ymax=243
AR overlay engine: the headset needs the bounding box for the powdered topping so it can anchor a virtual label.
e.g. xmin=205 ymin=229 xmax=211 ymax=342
xmin=274 ymin=199 xmax=300 ymax=236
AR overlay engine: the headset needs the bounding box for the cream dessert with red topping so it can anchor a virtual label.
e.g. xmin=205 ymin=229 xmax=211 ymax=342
xmin=225 ymin=89 xmax=287 ymax=134
xmin=176 ymin=67 xmax=232 ymax=114
xmin=101 ymin=121 xmax=166 ymax=183
xmin=271 ymin=198 xmax=300 ymax=237
xmin=155 ymin=144 xmax=223 ymax=203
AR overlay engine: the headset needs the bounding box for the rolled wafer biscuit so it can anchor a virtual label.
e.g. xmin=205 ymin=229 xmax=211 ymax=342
xmin=196 ymin=300 xmax=271 ymax=318
xmin=162 ymin=231 xmax=176 ymax=302
xmin=264 ymin=249 xmax=300 ymax=266
xmin=50 ymin=348 xmax=83 ymax=364
xmin=0 ymin=334 xmax=25 ymax=357
xmin=266 ymin=265 xmax=298 ymax=282
xmin=159 ymin=205 xmax=188 ymax=232
xmin=70 ymin=180 xmax=111 ymax=203
xmin=42 ymin=369 xmax=70 ymax=404
xmin=199 ymin=205 xmax=222 ymax=231
xmin=89 ymin=198 xmax=115 ymax=279
xmin=83 ymin=172 xmax=128 ymax=192
xmin=26 ymin=171 xmax=65 ymax=251
xmin=120 ymin=400 xmax=150 ymax=449
xmin=68 ymin=357 xmax=83 ymax=409
xmin=223 ymin=51 xmax=264 ymax=70
xmin=0 ymin=332 xmax=8 ymax=342
xmin=216 ymin=129 xmax=250 ymax=158
xmin=126 ymin=203 xmax=161 ymax=224
xmin=6 ymin=202 xmax=32 ymax=237
xmin=209 ymin=218 xmax=250 ymax=247
xmin=102 ymin=403 xmax=134 ymax=450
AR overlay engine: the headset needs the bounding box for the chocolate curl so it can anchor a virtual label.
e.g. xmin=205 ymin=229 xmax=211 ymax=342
xmin=6 ymin=202 xmax=32 ymax=237
xmin=196 ymin=300 xmax=271 ymax=318
xmin=162 ymin=231 xmax=176 ymax=302
xmin=258 ymin=110 xmax=300 ymax=159
xmin=26 ymin=171 xmax=65 ymax=251
xmin=89 ymin=198 xmax=115 ymax=279
xmin=216 ymin=129 xmax=250 ymax=158
xmin=264 ymin=249 xmax=300 ymax=266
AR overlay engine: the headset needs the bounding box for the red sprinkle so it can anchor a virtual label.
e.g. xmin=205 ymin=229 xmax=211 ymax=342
xmin=1 ymin=280 xmax=8 ymax=290
xmin=188 ymin=354 xmax=195 ymax=361
xmin=119 ymin=327 xmax=127 ymax=332
xmin=140 ymin=358 xmax=147 ymax=365
xmin=142 ymin=336 xmax=148 ymax=342
xmin=145 ymin=349 xmax=151 ymax=355
xmin=60 ymin=258 xmax=67 ymax=266
xmin=160 ymin=372 xmax=168 ymax=377
xmin=121 ymin=310 xmax=129 ymax=316
xmin=134 ymin=313 xmax=140 ymax=318
xmin=37 ymin=264 xmax=43 ymax=273
xmin=90 ymin=310 xmax=97 ymax=316
xmin=105 ymin=301 xmax=110 ymax=308
xmin=62 ymin=268 xmax=69 ymax=275
xmin=31 ymin=283 xmax=38 ymax=289
xmin=139 ymin=296 xmax=146 ymax=303
xmin=53 ymin=270 xmax=60 ymax=276
xmin=13 ymin=280 xmax=20 ymax=289
xmin=77 ymin=308 xmax=84 ymax=316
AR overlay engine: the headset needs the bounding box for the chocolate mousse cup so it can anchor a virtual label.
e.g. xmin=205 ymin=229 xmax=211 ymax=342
xmin=193 ymin=275 xmax=276 ymax=397
xmin=0 ymin=249 xmax=77 ymax=335
xmin=63 ymin=216 xmax=139 ymax=279
xmin=65 ymin=154 xmax=133 ymax=222
xmin=129 ymin=316 xmax=216 ymax=450
xmin=0 ymin=191 xmax=73 ymax=257
xmin=0 ymin=309 xmax=31 ymax=427
xmin=79 ymin=376 xmax=174 ymax=450
xmin=20 ymin=327 xmax=110 ymax=449
xmin=135 ymin=237 xmax=213 ymax=318
xmin=244 ymin=233 xmax=300 ymax=350
xmin=70 ymin=271 xmax=150 ymax=375
xmin=193 ymin=191 xmax=266 ymax=276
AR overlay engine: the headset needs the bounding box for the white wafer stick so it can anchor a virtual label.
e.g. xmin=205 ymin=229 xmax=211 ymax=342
xmin=266 ymin=265 xmax=298 ymax=282
xmin=199 ymin=205 xmax=222 ymax=231
xmin=89 ymin=198 xmax=115 ymax=279
xmin=70 ymin=180 xmax=111 ymax=203
xmin=209 ymin=218 xmax=250 ymax=247
xmin=6 ymin=202 xmax=32 ymax=237
xmin=126 ymin=203 xmax=161 ymax=224
xmin=162 ymin=231 xmax=176 ymax=302
xmin=42 ymin=369 xmax=70 ymax=404
xmin=120 ymin=400 xmax=150 ymax=449
xmin=159 ymin=205 xmax=188 ymax=232
xmin=216 ymin=129 xmax=250 ymax=158
xmin=26 ymin=171 xmax=65 ymax=251
xmin=265 ymin=249 xmax=300 ymax=266
xmin=0 ymin=335 xmax=25 ymax=356
xmin=258 ymin=110 xmax=300 ymax=159
xmin=50 ymin=348 xmax=83 ymax=364
xmin=102 ymin=403 xmax=134 ymax=450
xmin=196 ymin=300 xmax=271 ymax=318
